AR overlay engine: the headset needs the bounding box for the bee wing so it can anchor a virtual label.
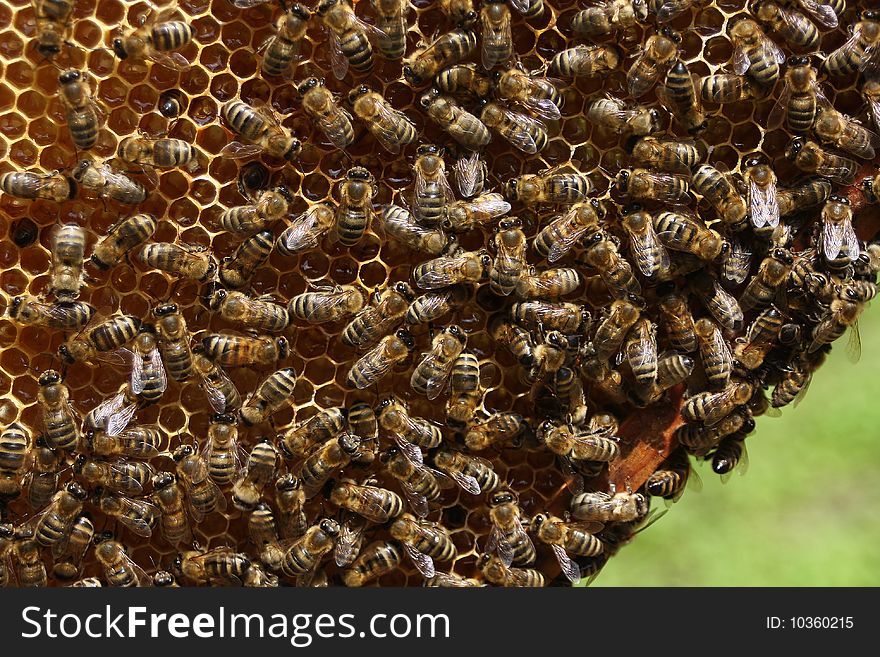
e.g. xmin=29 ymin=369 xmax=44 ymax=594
xmin=320 ymin=107 xmax=354 ymax=150
xmin=328 ymin=34 xmax=350 ymax=81
xmin=281 ymin=208 xmax=325 ymax=253
xmin=798 ymin=0 xmax=839 ymax=29
xmin=151 ymin=347 xmax=168 ymax=393
xmin=709 ymin=281 xmax=743 ymax=332
xmin=766 ymin=83 xmax=792 ymax=131
xmin=763 ymin=37 xmax=786 ymax=66
xmin=454 ymin=153 xmax=483 ymax=198
xmin=549 ymin=543 xmax=581 ymax=584
xmin=508 ymin=0 xmax=533 ymax=13
xmin=846 ymin=319 xmax=862 ymax=364
xmin=500 ymin=109 xmax=543 ymax=154
xmin=201 ymin=366 xmax=239 ymax=415
xmin=392 ymin=434 xmax=424 ymax=465
xmin=219 ymin=141 xmax=265 ymax=159
xmin=407 ymin=290 xmax=451 ymax=324
xmin=372 ymin=104 xmax=414 ymax=155
xmin=710 ymin=325 xmax=733 ymax=371
xmin=105 ymin=401 xmax=138 ymax=438
xmin=447 ymin=469 xmax=482 ymax=495
xmin=117 ymin=428 xmax=161 ymax=458
xmin=334 ymin=514 xmax=367 ymax=567
xmin=233 ymin=0 xmax=273 ymax=6
xmin=148 ymin=50 xmax=191 ymax=72
xmin=719 ymin=442 xmax=750 ymax=484
xmin=822 ymin=216 xmax=847 ymax=261
xmin=749 ymin=177 xmax=780 ymax=229
xmin=628 ymin=222 xmax=669 ymax=277
xmin=350 ymin=347 xmax=395 ymax=389
xmin=119 ymin=498 xmax=159 ymax=538
xmin=405 ymin=543 xmax=436 ymax=579
xmin=732 ymin=40 xmax=751 ymax=76
xmin=655 ymin=1 xmax=689 ymax=22
xmin=422 ymin=355 xmax=457 ymax=401
xmin=544 ymin=215 xmax=587 ymax=264
xmin=121 ymin=550 xmax=154 ymax=587
xmin=472 ymin=193 xmax=512 ymax=218
xmin=722 ymin=238 xmax=752 ymax=284
xmin=415 ymin=258 xmax=462 ymax=288
xmin=867 ymin=94 xmax=880 ymax=132
xmin=401 ymin=482 xmax=430 ymax=518
xmin=484 ymin=526 xmax=515 ymax=567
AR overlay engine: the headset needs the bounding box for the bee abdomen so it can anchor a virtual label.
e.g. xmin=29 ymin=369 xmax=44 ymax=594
xmin=150 ymin=22 xmax=193 ymax=52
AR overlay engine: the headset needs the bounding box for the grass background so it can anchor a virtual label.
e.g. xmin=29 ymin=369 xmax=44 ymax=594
xmin=592 ymin=308 xmax=880 ymax=587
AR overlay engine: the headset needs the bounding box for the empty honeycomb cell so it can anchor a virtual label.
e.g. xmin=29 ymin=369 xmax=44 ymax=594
xmin=221 ymin=23 xmax=252 ymax=52
xmin=10 ymin=372 xmax=38 ymax=405
xmin=0 ymin=112 xmax=26 ymax=140
xmin=128 ymin=83 xmax=160 ymax=114
xmin=27 ymin=117 xmax=57 ymax=146
xmin=98 ymin=75 xmax=130 ymax=107
xmin=0 ymin=267 xmax=27 ymax=295
xmin=731 ymin=120 xmax=761 ymax=151
xmin=0 ymin=31 xmax=24 ymax=60
xmin=9 ymin=139 xmax=36 ymax=166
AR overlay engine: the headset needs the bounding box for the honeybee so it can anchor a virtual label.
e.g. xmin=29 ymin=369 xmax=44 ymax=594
xmin=813 ymin=107 xmax=879 ymax=160
xmin=771 ymin=349 xmax=823 ymax=408
xmin=699 ymin=73 xmax=757 ymax=103
xmin=489 ymin=218 xmax=527 ymax=296
xmin=649 ymin=0 xmax=702 ymax=22
xmin=653 ymin=353 xmax=696 ymax=393
xmin=390 ymin=514 xmax=456 ymax=579
xmin=821 ymin=195 xmax=859 ymax=268
xmin=176 ymin=547 xmax=251 ymax=586
xmin=628 ymin=28 xmax=680 ymax=98
xmin=445 ymin=351 xmax=482 ymax=427
xmin=694 ymin=317 xmax=732 ymax=388
xmin=435 ymin=64 xmax=493 ymax=101
xmin=630 ymin=136 xmax=699 ymax=175
xmin=625 ymin=316 xmax=658 ymax=389
xmin=222 ymin=186 xmax=292 ymax=238
xmin=432 ymin=448 xmax=500 ymax=495
xmin=261 ymin=3 xmax=311 ymax=78
xmin=341 ymin=540 xmax=402 ymax=586
xmin=51 ymin=514 xmax=93 ymax=581
xmin=515 ymin=267 xmax=581 ymax=300
xmin=0 ymin=170 xmax=75 ymax=202
xmin=710 ymin=436 xmax=749 ymax=480
xmin=778 ymin=178 xmax=830 ymax=216
xmin=151 ymin=472 xmax=193 ymax=548
xmin=691 ymin=275 xmax=744 ymax=332
xmin=172 ymin=444 xmax=227 ymax=521
xmin=316 ymin=0 xmax=381 ymax=78
xmin=288 ymin=283 xmax=365 ymax=324
xmin=274 ymin=474 xmax=307 ymax=541
xmin=809 ymin=285 xmax=866 ymax=357
xmin=570 ymin=490 xmax=649 ymax=523
xmin=822 ymin=10 xmax=880 ymax=77
xmin=157 ymin=89 xmax=186 ymax=120
xmin=593 ymin=300 xmax=640 ymax=362
xmin=786 ymin=137 xmax=858 ymax=185
xmin=376 ymin=397 xmax=442 ymax=451
xmin=505 ymin=171 xmax=592 ymax=207
xmin=768 ymin=57 xmax=822 ymax=136
xmin=280 ymin=519 xmax=339 ymax=579
xmin=220 ymin=100 xmax=302 ymax=162
xmin=382 ymin=447 xmax=448 ymax=518
xmin=533 ymin=200 xmax=604 ymax=263
xmin=83 ymin=424 xmax=162 ymax=459
xmin=33 ymin=0 xmax=74 ymax=59
xmin=740 ymin=156 xmax=780 ymax=233
xmin=413 ymin=249 xmax=491 ymax=289
xmin=44 ymin=223 xmax=86 ymax=302
xmin=531 ymin=512 xmax=604 ymax=583
xmin=297 ymin=77 xmax=354 ymax=150
xmin=420 ymin=89 xmax=491 ymax=150
xmin=491 ymin=315 xmax=536 ymax=368
xmin=690 ymin=164 xmax=748 ymax=229
xmin=655 ymin=210 xmax=727 ymax=262
xmin=572 ymin=0 xmax=648 ymax=37
xmin=621 ymin=204 xmax=669 ymax=278
xmin=346 ymin=401 xmax=378 ymax=445
xmin=33 ymin=481 xmax=86 ymax=549
xmin=676 ymin=408 xmax=751 ymax=451
xmin=26 ymin=438 xmax=62 ymax=511
xmin=403 ymin=27 xmax=478 ymax=85
xmin=752 ymin=2 xmax=819 ymax=50
xmin=95 ymin=536 xmax=150 ymax=587
xmin=587 ymin=97 xmax=662 ymax=137
xmin=494 ymin=66 xmax=563 ymax=121
xmin=549 ymin=45 xmax=621 ymax=78
xmin=406 ymin=147 xmax=451 ymax=229
xmin=480 ymin=0 xmax=513 ymax=70
xmin=207 ymin=289 xmax=290 ymax=333
xmin=36 ymin=369 xmax=79 ymax=453
xmin=232 ymin=440 xmax=278 ymax=511
xmin=330 ymin=479 xmax=404 ymax=523
xmin=348 ymin=85 xmax=418 ymax=153
xmin=409 ymin=325 xmax=466 ymax=399
xmin=511 ymin=300 xmax=588 ymax=333
xmin=478 ymin=553 xmax=545 ymax=587
xmin=239 ymin=367 xmax=298 ymax=426
xmin=617 ymin=169 xmax=689 ymax=205
xmin=582 ymin=236 xmax=643 ymax=301
xmin=280 ymin=407 xmax=347 ymax=461
xmin=440 ymin=0 xmax=478 ymax=25
xmin=453 ymin=151 xmax=488 ymax=198
xmin=342 ymin=282 xmax=414 ymax=350
xmin=71 ymin=159 xmax=147 ymax=205
xmin=734 ymin=306 xmax=786 ymax=370
xmin=682 ymin=379 xmax=754 ymax=425
xmin=150 ymin=303 xmax=192 ymax=382
xmin=112 ymin=6 xmax=193 ymax=71
xmin=0 ymin=422 xmax=30 ymax=501
xmin=118 ymin=135 xmax=199 ymax=172
xmin=443 ymin=193 xmax=511 ymax=233
xmin=90 ymin=213 xmax=156 ymax=271
xmin=58 ymin=70 xmax=103 ymax=151
xmin=347 ymin=329 xmax=415 ymax=389
xmin=219 ymin=230 xmax=274 ymax=290
xmin=480 ymin=103 xmax=548 ymax=154
xmin=539 ymin=421 xmax=619 ymax=462
xmin=202 ymin=414 xmax=242 ymax=485
xmin=8 ymin=296 xmax=94 ymax=331
xmin=659 ymin=59 xmax=707 ymax=134
xmin=139 ymin=242 xmax=216 ymax=281
xmin=277 ymin=203 xmax=336 ymax=256
xmin=464 ymin=412 xmax=525 ymax=450
xmin=729 ymin=18 xmax=784 ymax=91
xmin=646 ymin=447 xmax=697 ymax=502
xmin=381 ymin=204 xmax=451 ymax=255
xmin=406 ymin=285 xmax=470 ymax=325
xmin=126 ymin=326 xmax=167 ymax=404
xmin=369 ymin=0 xmax=407 ymax=59
xmin=192 ymin=349 xmax=242 ymax=415
xmin=299 ymin=434 xmax=363 ymax=498
xmin=740 ymin=249 xmax=792 ymax=312
xmin=485 ymin=489 xmax=535 ymax=566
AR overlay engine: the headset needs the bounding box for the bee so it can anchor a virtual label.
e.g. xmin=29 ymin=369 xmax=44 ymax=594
xmin=778 ymin=178 xmax=830 ymax=216
xmin=752 ymin=4 xmax=818 ymax=53
xmin=0 ymin=170 xmax=75 ymax=202
xmin=699 ymin=73 xmax=757 ymax=104
xmin=739 ymin=249 xmax=792 ymax=312
xmin=822 ymin=10 xmax=880 ymax=77
xmin=288 ymin=284 xmax=365 ymax=325
xmin=676 ymin=409 xmax=752 ymax=451
xmin=820 ymin=195 xmax=859 ymax=269
xmin=341 ymin=540 xmax=402 ymax=587
xmin=139 ymin=242 xmax=216 ymax=281
xmin=172 ymin=444 xmax=227 ymax=521
xmin=505 ymin=171 xmax=592 ymax=207
xmin=625 ymin=316 xmax=658 ymax=389
xmin=152 ymin=571 xmax=179 ymax=587
xmin=710 ymin=436 xmax=749 ymax=480
xmin=690 ymin=164 xmax=748 ymax=229
xmin=630 ymin=136 xmax=699 ymax=175
xmin=71 ymin=159 xmax=147 ymax=205
xmin=435 ymin=64 xmax=493 ymax=100
xmin=207 ymin=289 xmax=290 ymax=333
xmin=204 ymin=414 xmax=242 ymax=485
xmin=694 ymin=317 xmax=732 ymax=388
xmin=655 ymin=211 xmax=727 ymax=262
xmin=316 ymin=0 xmax=381 ymax=78
xmin=277 ymin=203 xmax=337 ymax=256
xmin=127 ymin=326 xmax=167 ymax=404
xmin=232 ymin=440 xmax=278 ymax=511
xmin=261 ymin=3 xmax=311 ymax=78
xmin=587 ymin=97 xmax=662 ymax=137
xmin=653 ymin=353 xmax=696 ymax=393
xmin=740 ymin=156 xmax=780 ymax=233
xmin=406 ymin=285 xmax=470 ymax=325
xmin=117 ymin=136 xmax=199 ymax=171
xmin=369 ymin=0 xmax=407 ymax=59
xmin=616 ymin=168 xmax=689 ymax=204
xmin=729 ymin=18 xmax=784 ymax=91
xmin=348 ymin=85 xmax=418 ymax=153
xmin=446 ymin=352 xmax=483 ymax=428
xmin=478 ymin=553 xmax=545 ymax=587
xmin=621 ymin=204 xmax=669 ymax=278
xmin=342 ymin=282 xmax=414 ymax=349
xmin=382 ymin=448 xmax=447 ymax=518
xmin=511 ymin=300 xmax=588 ymax=333
xmin=655 ymin=286 xmax=695 ymax=355
xmin=176 ymin=547 xmax=251 ymax=586
xmin=10 ymin=526 xmax=48 ymax=587
xmin=333 ymin=510 xmax=368 ymax=568
xmin=464 ymin=412 xmax=525 ymax=450
xmin=454 ymin=151 xmax=489 ymax=198
xmin=682 ymin=379 xmax=754 ymax=425
xmin=646 ymin=447 xmax=697 ymax=501
xmin=83 ymin=424 xmax=162 ymax=460
xmin=490 ymin=316 xmax=536 ymax=367
xmin=280 ymin=407 xmax=346 ymax=460
xmin=549 ymin=45 xmax=621 ymax=78
xmin=808 ymin=285 xmax=866 ymax=356
xmin=275 ymin=474 xmax=307 ymax=540
xmin=94 ymin=536 xmax=151 ymax=587
xmin=36 ymin=369 xmax=79 ymax=453
xmin=582 ymin=236 xmax=643 ymax=301
xmin=515 ymin=267 xmax=581 ymax=300
xmin=347 ymin=329 xmax=415 ymax=389
xmin=734 ymin=306 xmax=786 ymax=370
xmin=485 ymin=489 xmax=535 ymax=566
xmin=410 ymin=145 xmax=453 ymax=227
xmin=864 ymin=75 xmax=880 ymax=132
xmin=33 ymin=0 xmax=74 ymax=59
xmin=494 ymin=66 xmax=563 ymax=121
xmin=192 ymin=349 xmax=242 ymax=415
xmin=239 ymin=367 xmax=298 ymax=426
xmin=443 ymin=193 xmax=511 ymax=233
xmin=649 ymin=0 xmax=701 ymax=22
xmin=772 ymin=349 xmax=825 ymax=408
xmin=218 ymin=230 xmax=274 ymax=290
xmin=659 ymin=59 xmax=707 ymax=134
xmin=157 ymin=89 xmax=186 ymax=120
xmin=151 ymin=303 xmax=193 ymax=382
xmin=390 ymin=514 xmax=456 ymax=579
xmin=381 ymin=204 xmax=450 ymax=255
xmin=299 ymin=434 xmax=363 ymax=498
xmin=58 ymin=70 xmax=103 ymax=151
xmin=8 ymin=296 xmax=94 ymax=331
xmin=480 ymin=0 xmax=513 ymax=70
xmin=112 ymin=6 xmax=193 ymax=70
xmin=0 ymin=423 xmax=30 ymax=501
xmin=347 ymin=401 xmax=378 ymax=446
xmin=572 ymin=0 xmax=648 ymax=37
xmin=786 ymin=137 xmax=858 ymax=185
xmin=51 ymin=514 xmax=93 ymax=581
xmin=280 ymin=519 xmax=339 ymax=579
xmin=539 ymin=421 xmax=619 ymax=462
xmin=33 ymin=481 xmax=87 ymax=548
xmin=531 ymin=513 xmax=604 ymax=583
xmin=813 ymin=107 xmax=879 ymax=160
xmin=480 ymin=103 xmax=548 ymax=154
xmin=74 ymin=455 xmax=154 ymax=497
xmin=220 ymin=100 xmax=302 ymax=162
xmin=593 ymin=299 xmax=641 ymax=362
xmin=440 ymin=0 xmax=478 ymax=25
xmin=570 ymin=490 xmax=650 ymax=523
xmin=691 ymin=275 xmax=744 ymax=332
xmin=330 ymin=479 xmax=404 ymax=523
xmin=490 ymin=218 xmax=527 ymax=296
xmin=413 ymin=249 xmax=491 ymax=289
xmin=534 ymin=200 xmax=604 ymax=263
xmin=44 ymin=223 xmax=86 ymax=302
xmin=403 ymin=27 xmax=478 ymax=85
xmin=628 ymin=28 xmax=680 ymax=98
xmin=376 ymin=397 xmax=443 ymax=450
xmin=297 ymin=77 xmax=354 ymax=150
xmin=90 ymin=213 xmax=156 ymax=271
xmin=420 ymin=89 xmax=492 ymax=150
xmin=151 ymin=472 xmax=193 ymax=548
xmin=432 ymin=448 xmax=500 ymax=495
xmin=221 ymin=186 xmax=293 ymax=238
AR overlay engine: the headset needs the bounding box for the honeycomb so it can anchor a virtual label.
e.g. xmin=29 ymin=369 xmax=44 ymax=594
xmin=0 ymin=0 xmax=878 ymax=587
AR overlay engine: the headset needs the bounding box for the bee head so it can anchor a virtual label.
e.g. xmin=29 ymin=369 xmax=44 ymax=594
xmin=276 ymin=474 xmax=300 ymax=492
xmin=205 ymin=285 xmax=227 ymax=310
xmin=153 ymin=472 xmax=175 ymax=490
xmin=297 ymin=77 xmax=320 ymax=96
xmin=348 ymin=166 xmax=373 ymax=181
xmin=771 ymin=247 xmax=794 ymax=265
xmin=211 ymin=413 xmax=237 ymax=425
xmin=394 ymin=282 xmax=416 ymax=302
xmin=375 ymin=397 xmax=395 ymax=415
xmin=447 ymin=324 xmax=467 ymax=344
xmin=291 ymin=3 xmax=311 ymax=20
xmin=112 ymin=38 xmax=127 ymax=59
xmin=172 ymin=445 xmax=193 ymax=462
xmin=403 ymin=65 xmax=423 ymax=85
xmin=416 ymin=143 xmax=439 ymax=156
xmin=153 ymin=302 xmax=178 ymax=317
xmin=66 ymin=481 xmax=88 ymax=501
xmin=396 ymin=328 xmax=416 ymax=350
xmin=419 ymin=88 xmax=440 ymax=109
xmin=348 ymin=85 xmax=370 ymax=102
xmin=659 ymin=26 xmax=681 ymax=43
xmin=615 ymin=169 xmax=631 ymax=192
xmin=503 ymin=177 xmax=519 ymax=200
xmin=93 ymin=531 xmax=115 ymax=546
xmin=58 ymin=70 xmax=81 ymax=85
xmin=785 ymin=137 xmax=805 ymax=159
xmin=489 ymin=490 xmax=516 ymax=507
xmin=862 ymin=9 xmax=880 ymax=20
xmin=743 ymin=153 xmax=765 ymax=169
xmin=829 ymin=194 xmax=849 ymax=205
xmin=72 ymin=454 xmax=87 ymax=473
xmin=338 ymin=433 xmax=362 ymax=456
xmin=319 ymin=518 xmax=340 ymax=537
xmin=315 ymin=0 xmax=337 ymax=16
xmin=38 ymin=369 xmax=61 ymax=386
xmin=0 ymin=523 xmax=13 ymax=540
xmin=275 ymin=336 xmax=290 ymax=360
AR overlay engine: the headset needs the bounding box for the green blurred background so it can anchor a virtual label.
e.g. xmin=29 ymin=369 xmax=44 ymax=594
xmin=593 ymin=308 xmax=880 ymax=587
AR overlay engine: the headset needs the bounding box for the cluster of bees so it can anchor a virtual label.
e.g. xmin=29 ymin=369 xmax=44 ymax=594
xmin=0 ymin=0 xmax=878 ymax=587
